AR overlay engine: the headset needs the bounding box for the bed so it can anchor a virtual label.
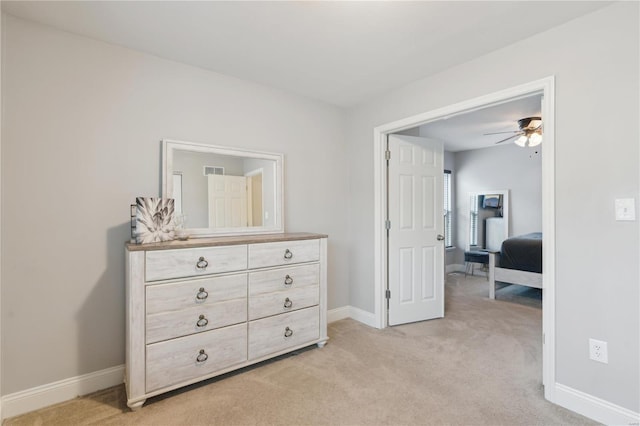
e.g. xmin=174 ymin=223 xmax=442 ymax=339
xmin=488 ymin=232 xmax=542 ymax=299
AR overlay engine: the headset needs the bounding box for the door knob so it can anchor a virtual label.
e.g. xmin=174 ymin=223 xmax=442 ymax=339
xmin=437 ymin=234 xmax=445 ymax=241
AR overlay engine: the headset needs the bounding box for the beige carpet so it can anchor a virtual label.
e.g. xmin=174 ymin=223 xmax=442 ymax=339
xmin=5 ymin=274 xmax=595 ymax=425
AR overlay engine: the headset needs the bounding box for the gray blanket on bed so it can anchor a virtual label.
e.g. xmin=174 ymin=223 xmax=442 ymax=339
xmin=498 ymin=232 xmax=542 ymax=273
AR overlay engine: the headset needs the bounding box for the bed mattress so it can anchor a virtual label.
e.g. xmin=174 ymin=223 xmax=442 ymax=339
xmin=499 ymin=232 xmax=542 ymax=273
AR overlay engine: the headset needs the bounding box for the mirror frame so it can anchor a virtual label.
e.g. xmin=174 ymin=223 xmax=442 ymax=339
xmin=468 ymin=189 xmax=510 ymax=250
xmin=162 ymin=139 xmax=284 ymax=237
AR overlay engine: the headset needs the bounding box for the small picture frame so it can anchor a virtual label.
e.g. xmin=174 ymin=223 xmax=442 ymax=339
xmin=134 ymin=197 xmax=175 ymax=244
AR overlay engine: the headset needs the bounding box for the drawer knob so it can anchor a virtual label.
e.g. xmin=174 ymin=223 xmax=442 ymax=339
xmin=284 ymin=297 xmax=293 ymax=309
xmin=284 ymin=327 xmax=294 ymax=338
xmin=196 ymin=315 xmax=209 ymax=328
xmin=196 ymin=288 xmax=209 ymax=301
xmin=196 ymin=257 xmax=209 ymax=269
xmin=196 ymin=349 xmax=208 ymax=363
xmin=284 ymin=249 xmax=293 ymax=260
xmin=284 ymin=275 xmax=294 ymax=286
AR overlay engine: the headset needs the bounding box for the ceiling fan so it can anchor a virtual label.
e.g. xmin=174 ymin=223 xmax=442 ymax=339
xmin=484 ymin=116 xmax=543 ymax=147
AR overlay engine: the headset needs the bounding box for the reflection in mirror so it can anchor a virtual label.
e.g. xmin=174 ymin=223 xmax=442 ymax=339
xmin=172 ymin=150 xmax=275 ymax=229
xmin=469 ymin=190 xmax=509 ymax=251
xmin=163 ymin=140 xmax=283 ymax=237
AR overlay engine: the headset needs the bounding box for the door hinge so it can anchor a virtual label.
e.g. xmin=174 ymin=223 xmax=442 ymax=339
xmin=385 ymin=150 xmax=391 ymax=161
xmin=385 ymin=220 xmax=391 ymax=230
xmin=385 ymin=289 xmax=391 ymax=299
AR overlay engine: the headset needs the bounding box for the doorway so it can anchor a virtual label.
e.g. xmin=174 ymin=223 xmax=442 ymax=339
xmin=372 ymin=77 xmax=556 ymax=402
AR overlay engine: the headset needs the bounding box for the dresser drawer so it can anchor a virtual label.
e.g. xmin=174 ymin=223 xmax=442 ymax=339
xmin=146 ymin=323 xmax=247 ymax=392
xmin=249 ymin=285 xmax=318 ymax=320
xmin=248 ymin=306 xmax=319 ymax=360
xmin=146 ymin=299 xmax=247 ymax=344
xmin=248 ymin=239 xmax=319 ymax=269
xmin=145 ymin=245 xmax=247 ymax=282
xmin=248 ymin=264 xmax=319 ymax=295
xmin=146 ymin=274 xmax=247 ymax=314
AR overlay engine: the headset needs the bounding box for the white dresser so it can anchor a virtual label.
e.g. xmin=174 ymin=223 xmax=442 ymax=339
xmin=125 ymin=232 xmax=328 ymax=410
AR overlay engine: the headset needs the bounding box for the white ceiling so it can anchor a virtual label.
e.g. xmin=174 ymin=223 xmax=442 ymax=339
xmin=418 ymin=94 xmax=543 ymax=152
xmin=3 ymin=1 xmax=609 ymax=108
xmin=3 ymin=1 xmax=608 ymax=152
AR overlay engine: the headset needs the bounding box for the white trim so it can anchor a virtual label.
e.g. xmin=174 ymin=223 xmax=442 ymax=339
xmin=539 ymin=78 xmax=556 ymax=400
xmin=373 ymin=77 xmax=556 ymax=400
xmin=373 ymin=132 xmax=386 ymax=329
xmin=327 ymin=306 xmax=351 ymax=323
xmin=327 ymin=306 xmax=378 ymax=328
xmin=554 ymin=383 xmax=640 ymax=425
xmin=445 ymin=264 xmax=465 ymax=274
xmin=331 ymin=306 xmax=640 ymax=425
xmin=348 ymin=306 xmax=378 ymax=328
xmin=2 ymin=344 xmax=635 ymax=426
xmin=1 ymin=304 xmax=367 ymax=420
xmin=1 ymin=365 xmax=124 ymax=420
xmin=0 ymin=10 xmax=4 ymax=422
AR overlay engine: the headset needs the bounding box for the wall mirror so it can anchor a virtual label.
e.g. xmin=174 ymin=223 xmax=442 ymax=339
xmin=162 ymin=139 xmax=284 ymax=237
xmin=468 ymin=190 xmax=509 ymax=251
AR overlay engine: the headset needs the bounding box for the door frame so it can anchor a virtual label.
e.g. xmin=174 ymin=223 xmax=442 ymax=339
xmin=245 ymin=168 xmax=264 ymax=227
xmin=372 ymin=76 xmax=556 ymax=402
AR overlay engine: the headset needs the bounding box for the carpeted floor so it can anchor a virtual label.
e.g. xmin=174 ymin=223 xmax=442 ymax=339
xmin=4 ymin=274 xmax=596 ymax=425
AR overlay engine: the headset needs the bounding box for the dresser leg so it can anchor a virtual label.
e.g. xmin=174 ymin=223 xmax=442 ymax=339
xmin=127 ymin=400 xmax=146 ymax=411
xmin=317 ymin=340 xmax=328 ymax=348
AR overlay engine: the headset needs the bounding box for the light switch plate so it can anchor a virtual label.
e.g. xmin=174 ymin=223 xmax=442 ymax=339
xmin=615 ymin=198 xmax=636 ymax=221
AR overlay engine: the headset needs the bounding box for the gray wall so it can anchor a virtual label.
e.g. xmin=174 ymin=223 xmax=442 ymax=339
xmin=2 ymin=15 xmax=349 ymax=394
xmin=1 ymin=1 xmax=639 ymax=417
xmin=452 ymin=143 xmax=542 ymax=264
xmin=346 ymin=2 xmax=638 ymax=412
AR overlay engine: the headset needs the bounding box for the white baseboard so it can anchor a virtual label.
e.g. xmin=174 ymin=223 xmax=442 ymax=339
xmin=554 ymin=383 xmax=639 ymax=425
xmin=448 ymin=263 xmax=490 ymax=278
xmin=1 ymin=364 xmax=124 ymax=420
xmin=446 ymin=263 xmax=465 ymax=274
xmin=327 ymin=305 xmax=377 ymax=328
xmin=8 ymin=331 xmax=636 ymax=426
xmin=2 ymin=307 xmax=374 ymax=420
xmin=348 ymin=306 xmax=377 ymax=328
xmin=327 ymin=306 xmax=640 ymax=425
xmin=327 ymin=306 xmax=351 ymax=323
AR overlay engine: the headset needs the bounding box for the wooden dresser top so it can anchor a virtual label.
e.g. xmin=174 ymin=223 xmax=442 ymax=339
xmin=126 ymin=232 xmax=327 ymax=252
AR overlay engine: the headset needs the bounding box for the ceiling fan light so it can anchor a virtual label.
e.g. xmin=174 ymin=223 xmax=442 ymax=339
xmin=529 ymin=119 xmax=542 ymax=129
xmin=529 ymin=133 xmax=542 ymax=146
xmin=514 ymin=135 xmax=528 ymax=147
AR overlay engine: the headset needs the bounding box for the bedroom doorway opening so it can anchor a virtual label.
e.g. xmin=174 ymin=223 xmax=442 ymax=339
xmin=373 ymin=76 xmax=556 ymax=402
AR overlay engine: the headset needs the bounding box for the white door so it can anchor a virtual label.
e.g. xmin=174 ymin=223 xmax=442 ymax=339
xmin=388 ymin=134 xmax=445 ymax=326
xmin=208 ymin=175 xmax=248 ymax=228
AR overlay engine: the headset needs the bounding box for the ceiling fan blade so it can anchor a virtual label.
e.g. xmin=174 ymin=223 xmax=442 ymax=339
xmin=483 ymin=130 xmax=521 ymax=136
xmin=494 ymin=133 xmax=521 ymax=144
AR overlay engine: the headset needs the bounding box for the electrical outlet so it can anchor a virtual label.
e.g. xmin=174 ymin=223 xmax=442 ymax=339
xmin=589 ymin=338 xmax=608 ymax=364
